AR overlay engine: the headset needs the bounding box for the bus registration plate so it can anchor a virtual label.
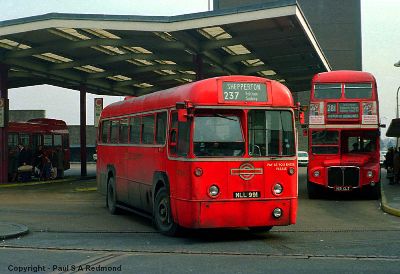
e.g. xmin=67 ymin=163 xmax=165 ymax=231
xmin=334 ymin=186 xmax=351 ymax=192
xmin=233 ymin=191 xmax=261 ymax=199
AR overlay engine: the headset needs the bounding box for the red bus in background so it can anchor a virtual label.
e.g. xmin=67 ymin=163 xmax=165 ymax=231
xmin=8 ymin=118 xmax=70 ymax=171
xmin=307 ymin=70 xmax=380 ymax=199
xmin=97 ymin=75 xmax=298 ymax=235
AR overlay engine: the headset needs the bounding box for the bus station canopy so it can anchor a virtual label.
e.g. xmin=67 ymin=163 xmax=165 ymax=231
xmin=386 ymin=118 xmax=400 ymax=137
xmin=0 ymin=1 xmax=331 ymax=97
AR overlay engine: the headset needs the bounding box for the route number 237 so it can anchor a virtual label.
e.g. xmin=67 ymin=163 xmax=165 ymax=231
xmin=224 ymin=91 xmax=239 ymax=100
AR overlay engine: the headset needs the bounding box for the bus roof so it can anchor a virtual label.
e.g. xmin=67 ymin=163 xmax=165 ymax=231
xmin=9 ymin=118 xmax=68 ymax=134
xmin=101 ymin=76 xmax=294 ymax=118
xmin=312 ymin=70 xmax=376 ymax=83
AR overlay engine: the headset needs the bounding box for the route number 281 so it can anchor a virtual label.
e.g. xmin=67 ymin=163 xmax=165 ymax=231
xmin=224 ymin=91 xmax=239 ymax=100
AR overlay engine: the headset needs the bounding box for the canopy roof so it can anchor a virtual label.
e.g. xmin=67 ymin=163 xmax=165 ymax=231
xmin=0 ymin=0 xmax=331 ymax=96
xmin=386 ymin=118 xmax=400 ymax=137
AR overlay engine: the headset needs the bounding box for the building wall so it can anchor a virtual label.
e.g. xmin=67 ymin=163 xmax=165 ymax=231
xmin=9 ymin=110 xmax=45 ymax=122
xmin=213 ymin=0 xmax=362 ymax=70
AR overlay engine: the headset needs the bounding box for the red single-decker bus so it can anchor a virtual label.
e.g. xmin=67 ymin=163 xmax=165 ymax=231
xmin=97 ymin=76 xmax=298 ymax=235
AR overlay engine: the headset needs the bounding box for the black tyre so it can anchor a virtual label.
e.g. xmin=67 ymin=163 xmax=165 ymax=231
xmin=153 ymin=188 xmax=179 ymax=236
xmin=107 ymin=177 xmax=119 ymax=214
xmin=248 ymin=226 xmax=273 ymax=233
xmin=307 ymin=181 xmax=320 ymax=199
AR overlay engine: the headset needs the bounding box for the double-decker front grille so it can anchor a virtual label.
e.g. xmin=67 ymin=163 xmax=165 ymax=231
xmin=327 ymin=166 xmax=359 ymax=187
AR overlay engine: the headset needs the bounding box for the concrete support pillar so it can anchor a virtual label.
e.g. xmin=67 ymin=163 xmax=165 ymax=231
xmin=194 ymin=54 xmax=204 ymax=81
xmin=0 ymin=64 xmax=8 ymax=183
xmin=79 ymin=86 xmax=87 ymax=178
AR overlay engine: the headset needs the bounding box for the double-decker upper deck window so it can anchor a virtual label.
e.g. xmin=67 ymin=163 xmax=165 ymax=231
xmin=248 ymin=110 xmax=294 ymax=157
xmin=142 ymin=115 xmax=155 ymax=144
xmin=314 ymin=84 xmax=342 ymax=99
xmin=344 ymin=83 xmax=372 ymax=99
xmin=101 ymin=120 xmax=110 ymax=143
xmin=193 ymin=114 xmax=244 ymax=157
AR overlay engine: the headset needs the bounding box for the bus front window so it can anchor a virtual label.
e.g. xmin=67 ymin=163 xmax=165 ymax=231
xmin=248 ymin=110 xmax=295 ymax=157
xmin=193 ymin=115 xmax=244 ymax=157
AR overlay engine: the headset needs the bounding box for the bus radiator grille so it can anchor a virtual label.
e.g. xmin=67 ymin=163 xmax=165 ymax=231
xmin=328 ymin=167 xmax=359 ymax=187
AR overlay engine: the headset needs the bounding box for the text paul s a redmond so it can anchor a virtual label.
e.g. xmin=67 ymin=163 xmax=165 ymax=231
xmin=8 ymin=264 xmax=122 ymax=272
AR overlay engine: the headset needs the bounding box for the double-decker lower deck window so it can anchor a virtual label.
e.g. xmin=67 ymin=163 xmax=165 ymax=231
xmin=311 ymin=130 xmax=339 ymax=154
xmin=193 ymin=114 xmax=244 ymax=157
xmin=248 ymin=110 xmax=294 ymax=157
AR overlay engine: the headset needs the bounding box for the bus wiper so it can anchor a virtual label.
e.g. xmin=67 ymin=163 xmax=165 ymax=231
xmin=214 ymin=113 xmax=237 ymax=121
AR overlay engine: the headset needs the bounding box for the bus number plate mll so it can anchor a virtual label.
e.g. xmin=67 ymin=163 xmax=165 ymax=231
xmin=233 ymin=191 xmax=261 ymax=198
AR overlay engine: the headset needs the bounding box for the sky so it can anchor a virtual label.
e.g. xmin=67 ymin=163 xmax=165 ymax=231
xmin=0 ymin=0 xmax=399 ymax=129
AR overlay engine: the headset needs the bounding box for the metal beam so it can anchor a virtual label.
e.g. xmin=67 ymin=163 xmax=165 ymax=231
xmin=4 ymin=58 xmax=134 ymax=95
xmin=3 ymin=37 xmax=187 ymax=59
xmin=0 ymin=63 xmax=8 ymax=183
xmin=80 ymin=86 xmax=87 ymax=178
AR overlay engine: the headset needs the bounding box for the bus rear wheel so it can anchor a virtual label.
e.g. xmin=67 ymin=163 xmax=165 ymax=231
xmin=107 ymin=177 xmax=119 ymax=215
xmin=154 ymin=188 xmax=179 ymax=236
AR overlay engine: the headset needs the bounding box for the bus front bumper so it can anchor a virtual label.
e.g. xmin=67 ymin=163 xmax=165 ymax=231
xmin=172 ymin=198 xmax=297 ymax=229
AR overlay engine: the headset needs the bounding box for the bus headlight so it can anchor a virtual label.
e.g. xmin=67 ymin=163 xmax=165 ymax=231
xmin=367 ymin=170 xmax=373 ymax=178
xmin=313 ymin=170 xmax=320 ymax=177
xmin=208 ymin=185 xmax=219 ymax=198
xmin=272 ymin=208 xmax=282 ymax=219
xmin=288 ymin=167 xmax=295 ymax=175
xmin=273 ymin=183 xmax=283 ymax=195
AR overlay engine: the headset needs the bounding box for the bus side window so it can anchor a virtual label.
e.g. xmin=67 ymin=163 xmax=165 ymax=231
xmin=110 ymin=120 xmax=119 ymax=144
xmin=119 ymin=118 xmax=128 ymax=144
xmin=142 ymin=114 xmax=155 ymax=144
xmin=54 ymin=134 xmax=62 ymax=147
xmin=20 ymin=133 xmax=30 ymax=147
xmin=156 ymin=112 xmax=167 ymax=145
xmin=8 ymin=133 xmax=18 ymax=148
xmin=101 ymin=120 xmax=110 ymax=143
xmin=32 ymin=134 xmax=42 ymax=149
xmin=44 ymin=134 xmax=53 ymax=148
xmin=129 ymin=116 xmax=141 ymax=144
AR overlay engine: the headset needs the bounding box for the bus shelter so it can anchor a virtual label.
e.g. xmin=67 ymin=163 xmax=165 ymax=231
xmin=0 ymin=0 xmax=331 ymax=183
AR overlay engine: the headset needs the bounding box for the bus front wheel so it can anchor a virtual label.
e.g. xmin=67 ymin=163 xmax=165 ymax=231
xmin=107 ymin=177 xmax=119 ymax=215
xmin=154 ymin=188 xmax=179 ymax=236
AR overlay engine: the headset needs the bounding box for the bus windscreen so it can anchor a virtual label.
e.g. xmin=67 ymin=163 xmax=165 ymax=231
xmin=193 ymin=115 xmax=244 ymax=157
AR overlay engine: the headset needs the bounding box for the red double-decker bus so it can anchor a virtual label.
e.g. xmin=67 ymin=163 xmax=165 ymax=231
xmin=97 ymin=75 xmax=298 ymax=235
xmin=8 ymin=118 xmax=70 ymax=171
xmin=307 ymin=70 xmax=380 ymax=199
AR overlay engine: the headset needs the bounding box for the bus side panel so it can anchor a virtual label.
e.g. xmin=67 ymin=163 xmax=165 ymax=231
xmin=126 ymin=146 xmax=167 ymax=213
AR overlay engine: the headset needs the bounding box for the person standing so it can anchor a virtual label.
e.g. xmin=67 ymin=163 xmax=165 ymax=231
xmin=392 ymin=148 xmax=400 ymax=185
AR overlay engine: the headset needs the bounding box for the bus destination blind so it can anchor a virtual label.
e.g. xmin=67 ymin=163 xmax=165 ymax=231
xmin=327 ymin=102 xmax=359 ymax=119
xmin=222 ymin=82 xmax=267 ymax=102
